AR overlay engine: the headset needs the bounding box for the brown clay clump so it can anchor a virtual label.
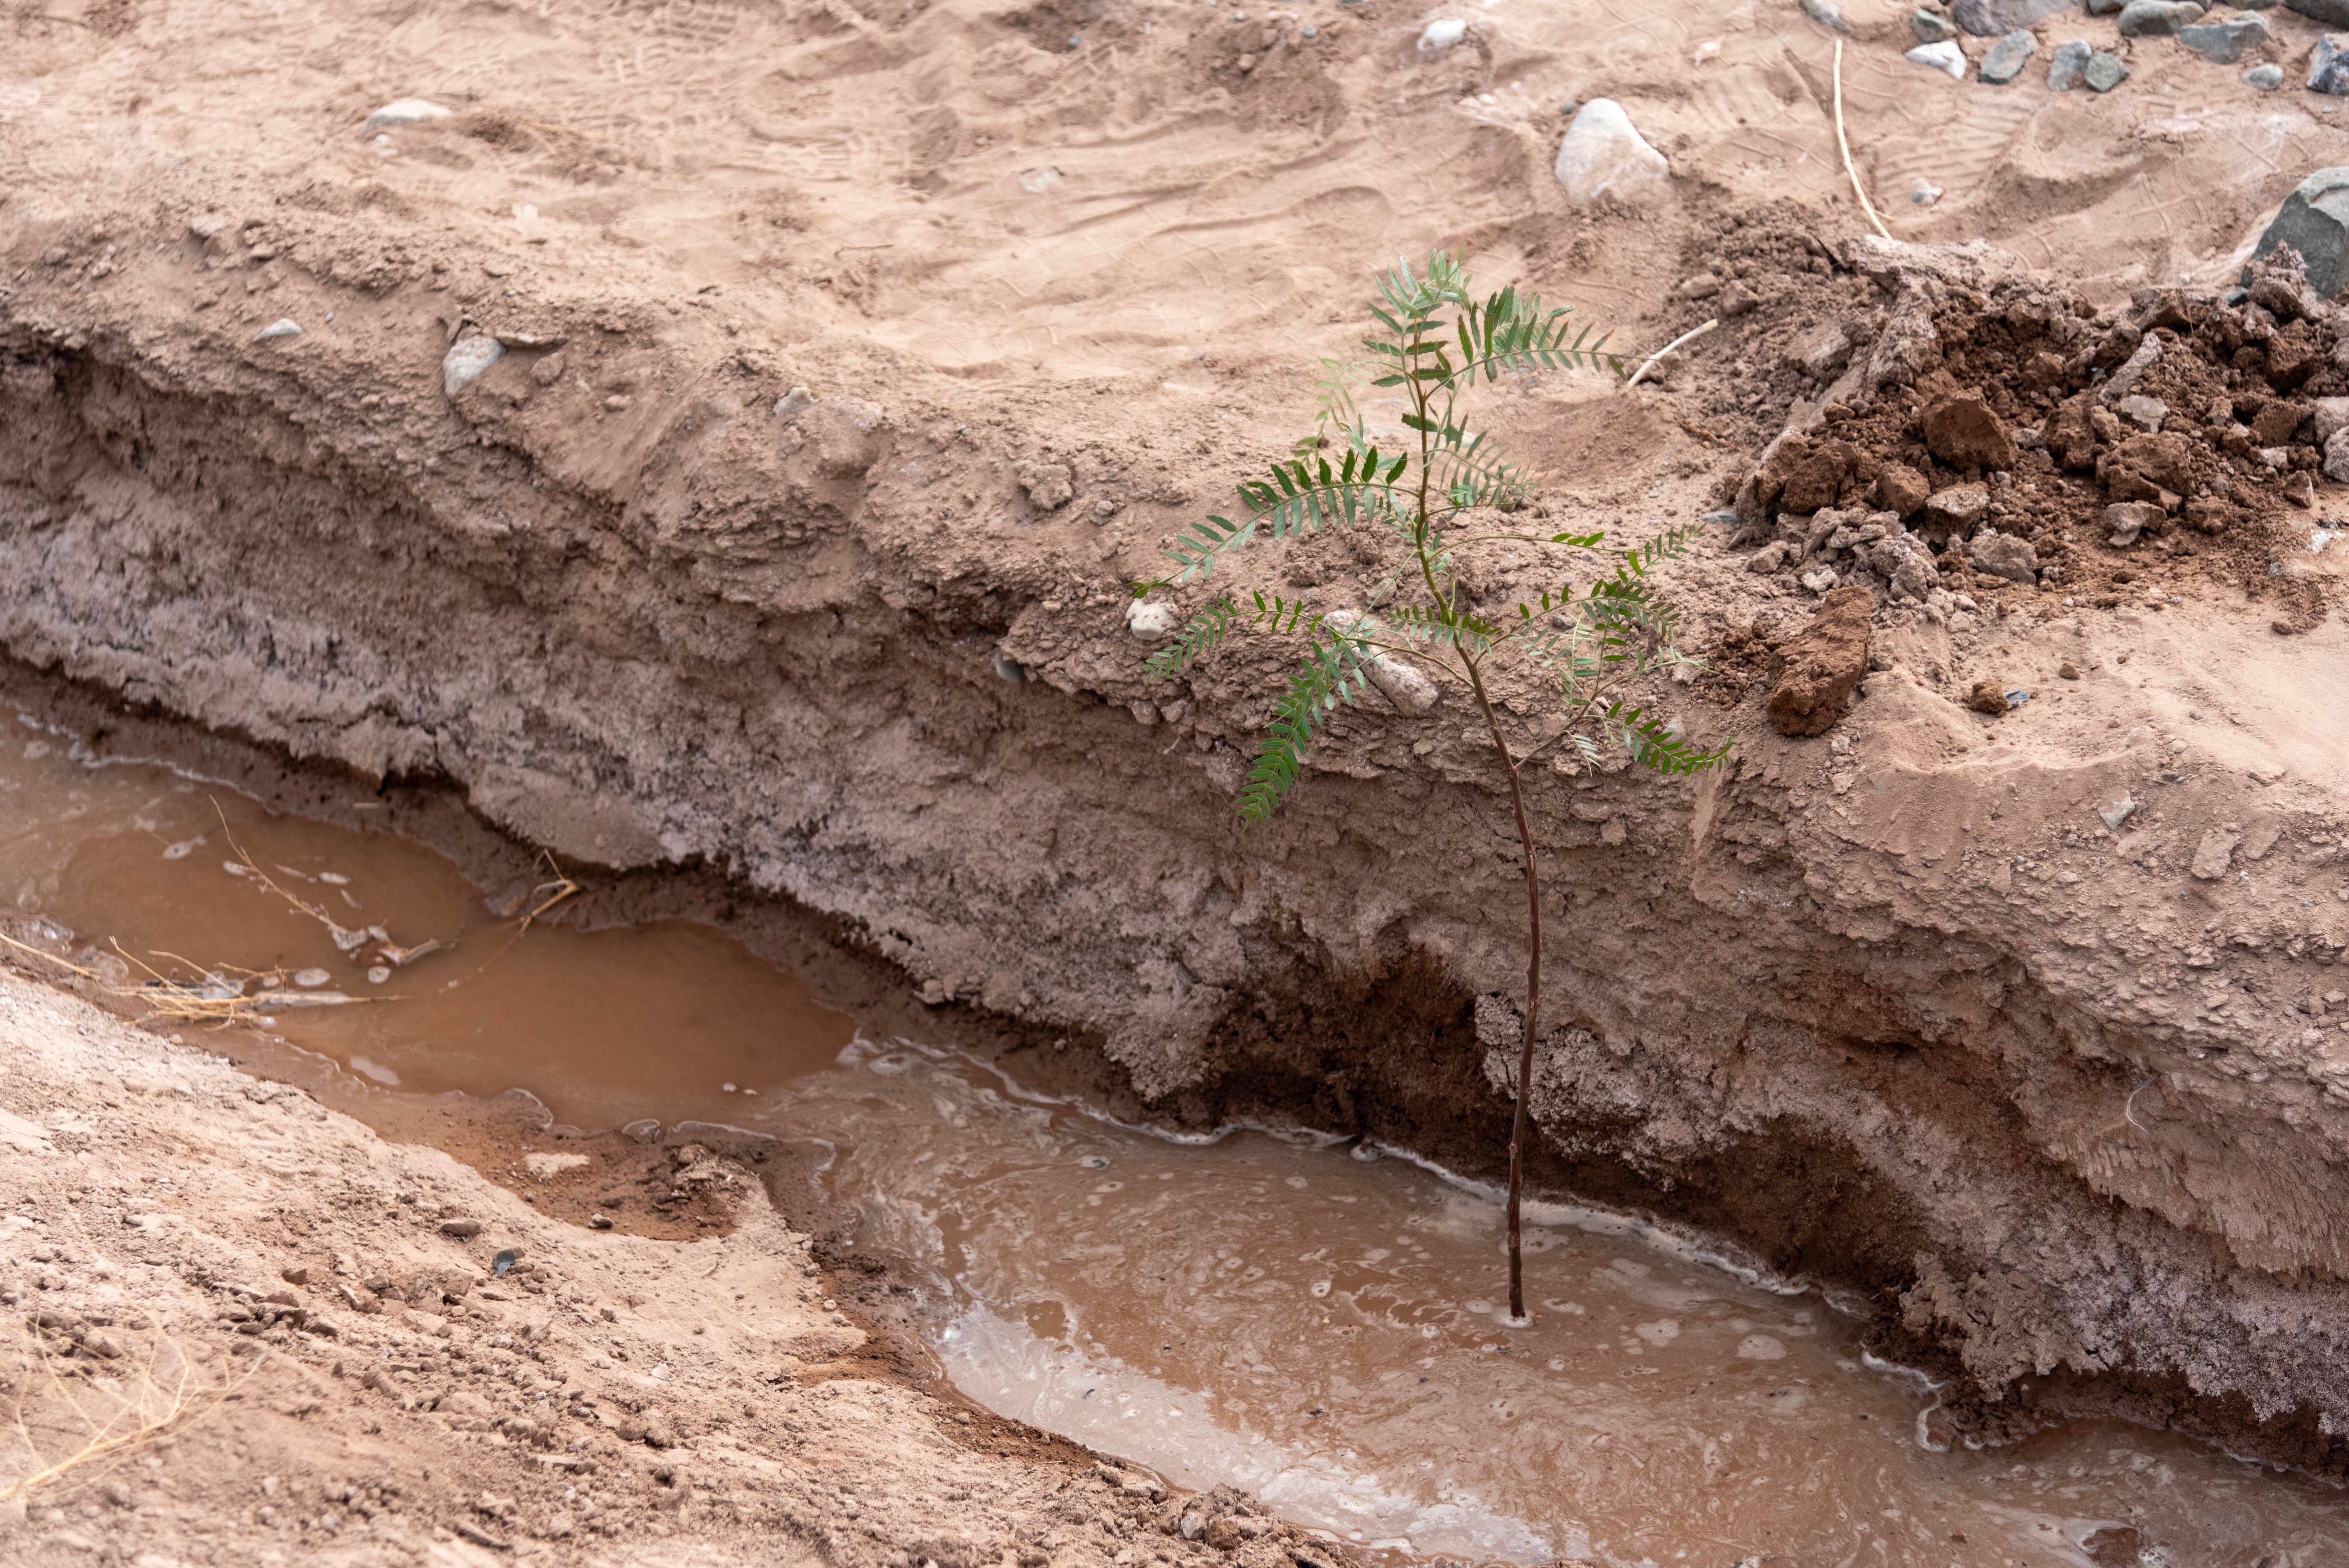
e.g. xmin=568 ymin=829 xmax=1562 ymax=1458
xmin=1765 ymin=585 xmax=1872 ymax=737
xmin=1676 ymin=221 xmax=2338 ymax=630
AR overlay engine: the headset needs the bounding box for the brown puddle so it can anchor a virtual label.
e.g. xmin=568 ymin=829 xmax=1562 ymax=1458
xmin=0 ymin=717 xmax=856 ymax=1134
xmin=5 ymin=705 xmax=2349 ymax=1566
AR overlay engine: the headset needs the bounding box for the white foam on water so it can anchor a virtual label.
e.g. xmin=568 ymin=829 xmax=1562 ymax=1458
xmin=936 ymin=1303 xmax=1573 ymax=1564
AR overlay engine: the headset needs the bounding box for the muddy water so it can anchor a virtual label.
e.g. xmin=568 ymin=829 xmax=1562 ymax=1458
xmin=0 ymin=716 xmax=855 ymax=1132
xmin=7 ymin=714 xmax=2349 ymax=1567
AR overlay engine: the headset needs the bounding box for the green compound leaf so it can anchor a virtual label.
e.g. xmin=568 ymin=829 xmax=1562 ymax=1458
xmin=1143 ymin=595 xmax=1242 ymax=681
xmin=1239 ymin=630 xmax=1375 ymax=824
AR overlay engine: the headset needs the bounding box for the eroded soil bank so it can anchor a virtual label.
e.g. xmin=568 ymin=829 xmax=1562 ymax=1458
xmin=8 ymin=0 xmax=2349 ymax=1534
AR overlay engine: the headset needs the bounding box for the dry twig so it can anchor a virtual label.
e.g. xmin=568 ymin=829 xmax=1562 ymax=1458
xmin=1834 ymin=40 xmax=1893 ymax=242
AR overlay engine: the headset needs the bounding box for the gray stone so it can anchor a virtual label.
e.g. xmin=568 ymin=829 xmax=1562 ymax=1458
xmin=2116 ymin=394 xmax=2168 ymax=429
xmin=1907 ymin=39 xmax=1968 ymax=77
xmin=253 ymin=319 xmax=301 ymax=343
xmin=2178 ymin=13 xmax=2269 ymax=58
xmin=1951 ymin=0 xmax=2074 ymax=31
xmin=2116 ymin=0 xmax=2205 ymax=35
xmin=2106 ymin=501 xmax=2164 ymax=544
xmin=1980 ymin=29 xmax=2037 ymax=81
xmin=2325 ymin=424 xmax=2349 ymax=482
xmin=1555 ymin=99 xmax=1670 ymax=208
xmin=2085 ymin=49 xmax=2131 ymax=89
xmin=2314 ymin=33 xmax=2349 ymax=94
xmin=1969 ymin=530 xmax=2040 ymax=583
xmin=1801 ymin=0 xmax=1854 ymax=32
xmin=2249 ymin=167 xmax=2349 ymax=298
xmin=2048 ymin=38 xmax=2094 ymax=87
xmin=2245 ymin=62 xmax=2285 ymax=88
xmin=442 ymin=336 xmax=505 ymax=397
xmin=1913 ymin=6 xmax=1959 ymax=40
xmin=2287 ymin=0 xmax=2349 ymax=25
xmin=1923 ymin=482 xmax=1991 ymax=530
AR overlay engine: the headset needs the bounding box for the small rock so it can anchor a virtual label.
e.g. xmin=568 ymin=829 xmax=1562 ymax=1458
xmin=1126 ymin=598 xmax=1179 ymax=641
xmin=442 ymin=336 xmax=504 ymax=396
xmin=2115 ymin=394 xmax=2167 ymax=430
xmin=1017 ymin=461 xmax=1074 ymax=510
xmin=2047 ymin=38 xmax=2093 ymax=88
xmin=2059 ymin=660 xmax=2081 ymax=679
xmin=1417 ymin=17 xmax=1467 ymax=53
xmin=2191 ymin=829 xmax=2240 ymax=881
xmin=281 ymin=1265 xmax=311 ymax=1286
xmin=252 ymin=318 xmax=302 ymax=343
xmin=439 ymin=1219 xmax=484 ymax=1238
xmin=2100 ymin=792 xmax=2139 ymax=831
xmin=1913 ymin=6 xmax=1958 ymax=40
xmin=1801 ymin=0 xmax=1854 ymax=32
xmin=2106 ymin=501 xmax=2165 ymax=544
xmin=2250 ymin=167 xmax=2349 ymax=297
xmin=1876 ymin=463 xmax=1930 ymax=517
xmin=1554 ymin=99 xmax=1669 ymax=208
xmin=2084 ymin=49 xmax=2131 ymax=90
xmin=1979 ymin=30 xmax=2036 ymax=82
xmin=2116 ymin=0 xmax=2205 ymax=36
xmin=1923 ymin=482 xmax=1991 ymax=530
xmin=1906 ymin=40 xmax=1968 ymax=78
xmin=1766 ymin=585 xmax=1873 ymax=737
xmin=1966 ymin=680 xmax=2011 ymax=715
xmin=2245 ymin=62 xmax=2285 ymax=89
xmin=603 ymin=393 xmax=632 ymax=412
xmin=1678 ymin=272 xmax=1722 ymax=299
xmin=291 ymin=967 xmax=333 ymax=988
xmin=589 ymin=1214 xmax=614 ymax=1230
xmin=2316 ymin=32 xmax=2349 ymax=95
xmin=1748 ymin=540 xmax=1791 ymax=574
xmin=2099 ymin=334 xmax=2163 ymax=404
xmin=1783 ymin=322 xmax=1852 ymax=379
xmin=2319 ymin=398 xmax=2349 ymax=447
xmin=2178 ymin=13 xmax=2269 ymax=59
xmin=1968 ymin=530 xmax=2039 ymax=583
xmin=529 ymin=353 xmax=566 ymax=387
xmin=1923 ymin=391 xmax=2017 ymax=470
xmin=1366 ymin=652 xmax=1439 ymax=715
xmin=1952 ymin=0 xmax=2073 ymax=29
xmin=361 ymin=99 xmax=455 ymax=134
xmin=772 ymin=386 xmax=813 ymax=420
xmin=2323 ymin=425 xmax=2349 ymax=481
xmin=1718 ymin=279 xmax=1761 ymax=317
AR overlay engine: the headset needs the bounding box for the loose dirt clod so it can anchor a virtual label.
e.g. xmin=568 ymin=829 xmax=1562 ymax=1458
xmin=1765 ymin=586 xmax=1873 ymax=736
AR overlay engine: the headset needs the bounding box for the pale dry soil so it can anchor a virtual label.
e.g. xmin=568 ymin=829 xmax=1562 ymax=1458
xmin=0 ymin=970 xmax=1315 ymax=1568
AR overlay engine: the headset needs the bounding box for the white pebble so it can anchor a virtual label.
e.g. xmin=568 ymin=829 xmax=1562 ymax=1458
xmin=1904 ymin=40 xmax=1965 ymax=79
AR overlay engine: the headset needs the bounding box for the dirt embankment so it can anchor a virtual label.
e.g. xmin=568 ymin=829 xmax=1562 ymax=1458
xmin=7 ymin=0 xmax=2349 ymax=1487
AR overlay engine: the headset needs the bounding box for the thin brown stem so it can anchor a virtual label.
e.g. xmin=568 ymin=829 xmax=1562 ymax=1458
xmin=1457 ymin=659 xmax=1542 ymax=1325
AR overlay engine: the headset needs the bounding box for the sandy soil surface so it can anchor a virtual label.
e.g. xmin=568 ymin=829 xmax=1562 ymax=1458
xmin=9 ymin=0 xmax=2349 ymax=1511
xmin=0 ymin=967 xmax=1353 ymax=1568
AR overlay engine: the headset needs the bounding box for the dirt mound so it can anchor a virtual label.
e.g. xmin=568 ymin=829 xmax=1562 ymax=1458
xmin=1663 ymin=215 xmax=2339 ymax=638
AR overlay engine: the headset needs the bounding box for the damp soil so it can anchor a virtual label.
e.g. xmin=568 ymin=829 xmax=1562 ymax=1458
xmin=6 ymin=690 xmax=2349 ymax=1566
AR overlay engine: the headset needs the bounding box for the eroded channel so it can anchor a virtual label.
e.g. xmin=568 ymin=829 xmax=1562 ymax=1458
xmin=3 ymin=707 xmax=2345 ymax=1567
